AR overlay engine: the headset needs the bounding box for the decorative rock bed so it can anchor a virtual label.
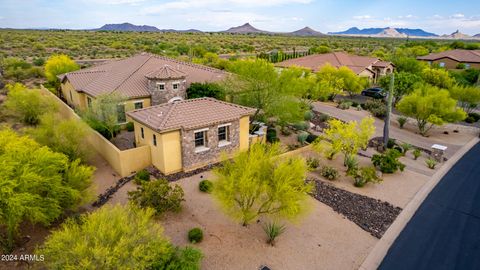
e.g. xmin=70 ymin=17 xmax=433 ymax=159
xmin=146 ymin=163 xmax=221 ymax=182
xmin=308 ymin=179 xmax=402 ymax=239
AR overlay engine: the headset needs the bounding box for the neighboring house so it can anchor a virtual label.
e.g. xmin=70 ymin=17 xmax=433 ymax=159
xmin=59 ymin=53 xmax=227 ymax=123
xmin=417 ymin=49 xmax=480 ymax=69
xmin=276 ymin=52 xmax=394 ymax=82
xmin=127 ymin=97 xmax=256 ymax=174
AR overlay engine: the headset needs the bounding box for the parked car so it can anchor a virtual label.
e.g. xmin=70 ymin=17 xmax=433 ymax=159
xmin=361 ymin=87 xmax=386 ymax=99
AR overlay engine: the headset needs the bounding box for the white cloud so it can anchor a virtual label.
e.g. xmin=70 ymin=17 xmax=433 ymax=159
xmin=451 ymin=13 xmax=465 ymax=19
xmin=353 ymin=15 xmax=372 ymax=20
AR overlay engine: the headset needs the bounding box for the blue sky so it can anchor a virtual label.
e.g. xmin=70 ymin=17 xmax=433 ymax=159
xmin=1 ymin=0 xmax=479 ymax=35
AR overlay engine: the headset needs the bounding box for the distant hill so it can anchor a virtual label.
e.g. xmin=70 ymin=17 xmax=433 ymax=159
xmin=289 ymin=27 xmax=324 ymax=36
xmin=441 ymin=30 xmax=471 ymax=39
xmin=95 ymin=23 xmax=201 ymax=33
xmin=475 ymin=33 xmax=480 ymax=38
xmin=329 ymin=27 xmax=438 ymax=37
xmin=223 ymin=23 xmax=270 ymax=34
xmin=377 ymin=27 xmax=408 ymax=38
xmin=97 ymin=23 xmax=160 ymax=32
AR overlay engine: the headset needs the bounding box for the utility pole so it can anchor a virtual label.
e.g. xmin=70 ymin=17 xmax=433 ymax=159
xmin=383 ymin=73 xmax=395 ymax=149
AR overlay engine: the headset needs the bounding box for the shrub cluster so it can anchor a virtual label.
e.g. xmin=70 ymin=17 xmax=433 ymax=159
xmin=306 ymin=157 xmax=320 ymax=169
xmin=353 ymin=167 xmax=382 ymax=187
xmin=128 ymin=179 xmax=185 ymax=216
xmin=371 ymin=149 xmax=406 ymax=173
xmin=320 ymin=165 xmax=339 ymax=180
xmin=337 ymin=100 xmax=352 ymax=110
xmin=199 ymin=180 xmax=213 ymax=193
xmin=188 ymin=228 xmax=204 ymax=243
xmin=362 ymin=99 xmax=386 ymax=118
xmin=134 ymin=169 xmax=150 ymax=185
xmin=266 ymin=128 xmax=279 ymax=143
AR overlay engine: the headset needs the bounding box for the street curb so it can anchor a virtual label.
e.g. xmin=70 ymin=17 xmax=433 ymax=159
xmin=359 ymin=136 xmax=480 ymax=270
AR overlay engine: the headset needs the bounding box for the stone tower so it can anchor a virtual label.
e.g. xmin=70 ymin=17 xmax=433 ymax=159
xmin=145 ymin=65 xmax=187 ymax=105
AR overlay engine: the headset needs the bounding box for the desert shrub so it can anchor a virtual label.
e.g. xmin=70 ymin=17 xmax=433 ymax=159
xmin=362 ymin=99 xmax=386 ymax=118
xmin=126 ymin=122 xmax=134 ymax=131
xmin=39 ymin=205 xmax=203 ymax=269
xmin=425 ymin=158 xmax=437 ymax=169
xmin=266 ymin=128 xmax=279 ymax=143
xmin=465 ymin=116 xmax=476 ymax=123
xmin=199 ymin=180 xmax=213 ymax=193
xmin=345 ymin=155 xmax=359 ymax=175
xmin=134 ymin=169 xmax=150 ymax=185
xmin=413 ymin=149 xmax=422 ymax=160
xmin=188 ymin=228 xmax=204 ymax=243
xmin=337 ymin=100 xmax=352 ymax=110
xmin=306 ymin=157 xmax=320 ymax=169
xmin=320 ymin=166 xmax=339 ymax=180
xmin=297 ymin=131 xmax=309 ymax=144
xmin=293 ymin=121 xmax=309 ymax=131
xmin=386 ymin=138 xmax=396 ymax=149
xmin=128 ymin=179 xmax=185 ymax=215
xmin=397 ymin=116 xmax=408 ymax=128
xmin=371 ymin=149 xmax=406 ymax=173
xmin=306 ymin=134 xmax=318 ymax=144
xmin=353 ymin=167 xmax=382 ymax=187
xmin=401 ymin=143 xmax=412 ymax=156
xmin=280 ymin=127 xmax=292 ymax=136
xmin=263 ymin=221 xmax=286 ymax=246
xmin=468 ymin=112 xmax=480 ymax=122
xmin=304 ymin=110 xmax=314 ymax=121
xmin=2 ymin=83 xmax=57 ymax=125
xmin=317 ymin=113 xmax=330 ymax=123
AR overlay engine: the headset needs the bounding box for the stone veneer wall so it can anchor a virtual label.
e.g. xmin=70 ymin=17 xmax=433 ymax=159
xmin=147 ymin=78 xmax=187 ymax=105
xmin=181 ymin=119 xmax=240 ymax=170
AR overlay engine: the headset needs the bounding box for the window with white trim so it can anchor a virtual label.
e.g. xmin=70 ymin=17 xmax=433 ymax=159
xmin=156 ymin=83 xmax=165 ymax=91
xmin=134 ymin=101 xmax=143 ymax=109
xmin=172 ymin=82 xmax=180 ymax=90
xmin=194 ymin=130 xmax=207 ymax=148
xmin=218 ymin=125 xmax=230 ymax=143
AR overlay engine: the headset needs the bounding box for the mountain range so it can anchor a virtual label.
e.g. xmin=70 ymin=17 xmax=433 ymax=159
xmin=329 ymin=27 xmax=438 ymax=37
xmin=90 ymin=23 xmax=478 ymax=39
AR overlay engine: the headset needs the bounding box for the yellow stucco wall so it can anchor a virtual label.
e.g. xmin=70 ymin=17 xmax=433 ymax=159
xmin=61 ymin=80 xmax=87 ymax=110
xmin=239 ymin=115 xmax=250 ymax=151
xmin=133 ymin=122 xmax=182 ymax=175
xmin=41 ymin=85 xmax=151 ymax=177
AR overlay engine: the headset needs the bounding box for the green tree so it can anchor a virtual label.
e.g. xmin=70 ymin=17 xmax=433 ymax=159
xmin=44 ymin=54 xmax=79 ymax=82
xmin=213 ymin=143 xmax=312 ymax=226
xmin=82 ymin=93 xmax=126 ymax=140
xmin=2 ymin=83 xmax=57 ymax=125
xmin=186 ymin=82 xmax=225 ymax=100
xmin=30 ymin=113 xmax=91 ymax=161
xmin=337 ymin=66 xmax=368 ymax=97
xmin=314 ymin=117 xmax=375 ymax=164
xmin=0 ymin=129 xmax=94 ymax=252
xmin=448 ymin=85 xmax=480 ymax=113
xmin=397 ymin=84 xmax=467 ymax=136
xmin=422 ymin=67 xmax=455 ymax=89
xmin=391 ymin=57 xmax=427 ymax=73
xmin=379 ymin=71 xmax=422 ymax=103
xmin=315 ymin=64 xmax=346 ymax=99
xmin=38 ymin=205 xmax=202 ymax=270
xmin=224 ymin=60 xmax=307 ymax=125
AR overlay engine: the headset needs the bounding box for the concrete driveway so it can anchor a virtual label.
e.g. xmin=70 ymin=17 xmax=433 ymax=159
xmin=312 ymin=102 xmax=476 ymax=159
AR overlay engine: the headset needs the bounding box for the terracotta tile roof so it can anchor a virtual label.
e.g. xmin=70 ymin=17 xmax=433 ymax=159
xmin=127 ymin=97 xmax=256 ymax=132
xmin=372 ymin=61 xmax=393 ymax=68
xmin=145 ymin=65 xmax=187 ymax=80
xmin=417 ymin=49 xmax=480 ymax=63
xmin=61 ymin=53 xmax=227 ymax=98
xmin=275 ymin=52 xmax=386 ymax=74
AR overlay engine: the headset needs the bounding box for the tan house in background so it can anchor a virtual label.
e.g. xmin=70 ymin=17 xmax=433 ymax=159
xmin=276 ymin=52 xmax=394 ymax=82
xmin=417 ymin=49 xmax=480 ymax=69
xmin=127 ymin=98 xmax=256 ymax=174
xmin=59 ymin=53 xmax=227 ymax=122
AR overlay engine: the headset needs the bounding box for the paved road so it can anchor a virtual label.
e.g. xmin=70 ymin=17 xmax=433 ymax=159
xmin=312 ymin=102 xmax=465 ymax=158
xmin=379 ymin=142 xmax=480 ymax=270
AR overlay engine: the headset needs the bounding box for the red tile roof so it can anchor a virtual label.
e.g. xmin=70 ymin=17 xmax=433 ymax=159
xmin=417 ymin=49 xmax=480 ymax=63
xmin=61 ymin=53 xmax=227 ymax=98
xmin=275 ymin=52 xmax=387 ymax=74
xmin=127 ymin=97 xmax=256 ymax=132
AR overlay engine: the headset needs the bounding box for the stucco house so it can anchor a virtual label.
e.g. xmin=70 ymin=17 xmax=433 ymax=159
xmin=59 ymin=53 xmax=227 ymax=123
xmin=417 ymin=49 xmax=480 ymax=69
xmin=276 ymin=52 xmax=394 ymax=82
xmin=127 ymin=97 xmax=256 ymax=174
